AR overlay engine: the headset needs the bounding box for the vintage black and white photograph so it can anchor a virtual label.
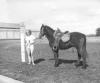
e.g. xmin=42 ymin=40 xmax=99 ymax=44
xmin=0 ymin=0 xmax=100 ymax=83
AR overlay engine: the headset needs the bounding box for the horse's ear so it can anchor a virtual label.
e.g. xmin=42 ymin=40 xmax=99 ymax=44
xmin=57 ymin=27 xmax=59 ymax=30
xmin=42 ymin=24 xmax=44 ymax=27
xmin=57 ymin=28 xmax=61 ymax=32
xmin=64 ymin=31 xmax=69 ymax=34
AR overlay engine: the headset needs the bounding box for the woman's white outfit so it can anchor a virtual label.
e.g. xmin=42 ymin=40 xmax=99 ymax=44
xmin=25 ymin=35 xmax=35 ymax=65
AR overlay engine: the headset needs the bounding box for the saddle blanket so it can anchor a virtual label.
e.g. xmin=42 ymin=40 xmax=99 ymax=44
xmin=61 ymin=33 xmax=70 ymax=42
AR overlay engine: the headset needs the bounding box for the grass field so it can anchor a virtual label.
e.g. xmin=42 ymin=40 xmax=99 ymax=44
xmin=0 ymin=39 xmax=100 ymax=83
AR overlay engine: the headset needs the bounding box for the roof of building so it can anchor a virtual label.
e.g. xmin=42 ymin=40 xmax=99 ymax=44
xmin=0 ymin=23 xmax=20 ymax=29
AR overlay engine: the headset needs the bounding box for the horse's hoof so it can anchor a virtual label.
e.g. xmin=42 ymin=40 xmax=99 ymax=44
xmin=81 ymin=64 xmax=88 ymax=69
xmin=54 ymin=64 xmax=59 ymax=67
xmin=75 ymin=64 xmax=79 ymax=68
xmin=75 ymin=63 xmax=81 ymax=68
xmin=81 ymin=66 xmax=87 ymax=69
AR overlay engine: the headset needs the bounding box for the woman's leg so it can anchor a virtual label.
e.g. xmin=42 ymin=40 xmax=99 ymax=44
xmin=26 ymin=47 xmax=31 ymax=64
xmin=30 ymin=45 xmax=35 ymax=65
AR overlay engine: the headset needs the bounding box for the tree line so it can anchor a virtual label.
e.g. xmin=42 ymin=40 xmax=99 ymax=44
xmin=86 ymin=28 xmax=100 ymax=37
xmin=96 ymin=28 xmax=100 ymax=36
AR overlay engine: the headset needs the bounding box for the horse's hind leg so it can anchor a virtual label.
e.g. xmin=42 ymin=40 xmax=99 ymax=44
xmin=75 ymin=38 xmax=84 ymax=68
xmin=75 ymin=49 xmax=82 ymax=67
xmin=81 ymin=38 xmax=88 ymax=69
xmin=81 ymin=47 xmax=88 ymax=69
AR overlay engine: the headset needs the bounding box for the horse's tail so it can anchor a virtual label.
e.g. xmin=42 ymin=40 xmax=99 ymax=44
xmin=80 ymin=37 xmax=88 ymax=64
xmin=84 ymin=37 xmax=88 ymax=58
xmin=80 ymin=37 xmax=88 ymax=58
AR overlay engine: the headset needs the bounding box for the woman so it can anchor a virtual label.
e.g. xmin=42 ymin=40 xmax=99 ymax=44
xmin=25 ymin=30 xmax=36 ymax=65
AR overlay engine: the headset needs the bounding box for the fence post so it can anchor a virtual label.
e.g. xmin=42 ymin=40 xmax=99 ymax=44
xmin=20 ymin=23 xmax=25 ymax=62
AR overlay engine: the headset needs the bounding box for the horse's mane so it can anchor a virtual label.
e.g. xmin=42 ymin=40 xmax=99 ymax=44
xmin=44 ymin=25 xmax=55 ymax=32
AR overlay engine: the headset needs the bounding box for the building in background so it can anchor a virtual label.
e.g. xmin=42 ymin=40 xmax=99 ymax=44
xmin=96 ymin=28 xmax=100 ymax=36
xmin=0 ymin=23 xmax=39 ymax=39
xmin=0 ymin=23 xmax=20 ymax=39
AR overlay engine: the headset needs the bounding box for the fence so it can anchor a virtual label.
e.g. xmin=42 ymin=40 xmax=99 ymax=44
xmin=0 ymin=29 xmax=20 ymax=39
xmin=0 ymin=23 xmax=25 ymax=62
xmin=87 ymin=37 xmax=100 ymax=42
xmin=0 ymin=29 xmax=39 ymax=39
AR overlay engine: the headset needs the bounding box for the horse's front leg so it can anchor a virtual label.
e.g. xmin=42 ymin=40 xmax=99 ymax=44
xmin=53 ymin=51 xmax=59 ymax=67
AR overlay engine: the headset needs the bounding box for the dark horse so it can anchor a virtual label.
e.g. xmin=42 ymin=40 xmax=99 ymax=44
xmin=39 ymin=24 xmax=88 ymax=69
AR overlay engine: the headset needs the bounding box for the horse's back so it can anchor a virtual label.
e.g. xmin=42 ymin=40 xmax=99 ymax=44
xmin=70 ymin=32 xmax=86 ymax=39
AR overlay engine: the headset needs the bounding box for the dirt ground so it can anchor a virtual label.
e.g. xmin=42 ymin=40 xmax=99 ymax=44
xmin=0 ymin=40 xmax=100 ymax=83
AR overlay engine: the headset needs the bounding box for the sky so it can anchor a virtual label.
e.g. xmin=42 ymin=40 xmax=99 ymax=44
xmin=0 ymin=0 xmax=100 ymax=34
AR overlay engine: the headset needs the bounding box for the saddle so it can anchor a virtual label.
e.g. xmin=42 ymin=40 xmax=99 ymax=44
xmin=61 ymin=32 xmax=70 ymax=42
xmin=54 ymin=29 xmax=70 ymax=42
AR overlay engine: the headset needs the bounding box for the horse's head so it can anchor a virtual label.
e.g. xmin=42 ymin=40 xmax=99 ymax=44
xmin=39 ymin=24 xmax=55 ymax=39
xmin=39 ymin=24 xmax=45 ymax=39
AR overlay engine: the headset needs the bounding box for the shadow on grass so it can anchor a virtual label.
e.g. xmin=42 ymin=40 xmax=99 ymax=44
xmin=34 ymin=58 xmax=45 ymax=64
xmin=49 ymin=58 xmax=77 ymax=64
xmin=32 ymin=58 xmax=88 ymax=68
xmin=49 ymin=58 xmax=88 ymax=68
